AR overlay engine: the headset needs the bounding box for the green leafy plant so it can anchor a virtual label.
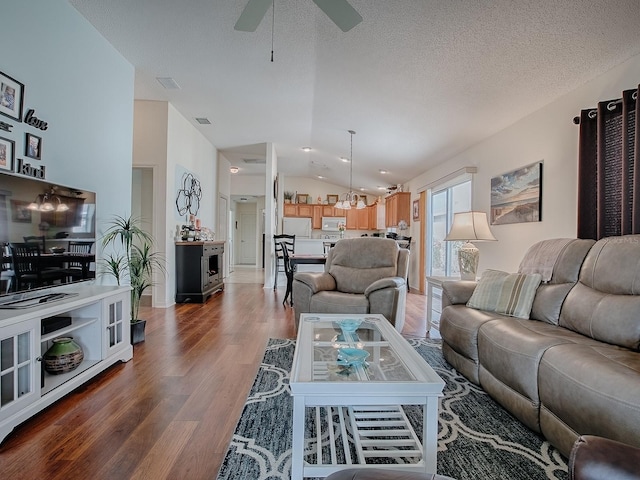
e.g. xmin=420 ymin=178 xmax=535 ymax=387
xmin=283 ymin=191 xmax=294 ymax=200
xmin=101 ymin=215 xmax=166 ymax=323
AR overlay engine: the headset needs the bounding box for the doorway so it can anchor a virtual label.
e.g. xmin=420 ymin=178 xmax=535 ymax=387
xmin=131 ymin=167 xmax=155 ymax=305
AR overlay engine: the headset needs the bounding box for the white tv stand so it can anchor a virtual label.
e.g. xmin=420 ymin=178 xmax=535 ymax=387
xmin=0 ymin=284 xmax=133 ymax=444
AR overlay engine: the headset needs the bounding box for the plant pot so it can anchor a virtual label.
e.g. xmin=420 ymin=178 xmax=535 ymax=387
xmin=131 ymin=320 xmax=147 ymax=344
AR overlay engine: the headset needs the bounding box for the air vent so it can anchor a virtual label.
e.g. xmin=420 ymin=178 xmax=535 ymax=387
xmin=195 ymin=118 xmax=211 ymax=125
xmin=156 ymin=77 xmax=180 ymax=89
xmin=243 ymin=158 xmax=266 ymax=164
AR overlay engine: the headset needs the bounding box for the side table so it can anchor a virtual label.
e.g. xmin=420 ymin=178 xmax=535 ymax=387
xmin=425 ymin=276 xmax=460 ymax=333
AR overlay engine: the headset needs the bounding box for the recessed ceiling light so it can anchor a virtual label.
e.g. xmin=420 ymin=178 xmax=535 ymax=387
xmin=195 ymin=117 xmax=211 ymax=125
xmin=302 ymin=147 xmax=312 ymax=152
xmin=156 ymin=77 xmax=181 ymax=89
xmin=377 ymin=186 xmax=387 ymax=190
xmin=230 ymin=166 xmax=239 ymax=174
xmin=379 ymin=169 xmax=388 ymax=174
xmin=359 ymin=187 xmax=366 ymax=191
xmin=317 ymin=175 xmax=324 ymax=179
xmin=340 ymin=157 xmax=350 ymax=163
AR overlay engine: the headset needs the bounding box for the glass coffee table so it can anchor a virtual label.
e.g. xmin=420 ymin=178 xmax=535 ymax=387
xmin=290 ymin=313 xmax=445 ymax=479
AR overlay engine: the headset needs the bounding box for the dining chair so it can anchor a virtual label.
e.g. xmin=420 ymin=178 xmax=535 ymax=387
xmin=280 ymin=241 xmax=294 ymax=306
xmin=62 ymin=241 xmax=94 ymax=281
xmin=273 ymin=234 xmax=295 ymax=290
xmin=1 ymin=244 xmax=14 ymax=293
xmin=23 ymin=235 xmax=46 ymax=252
xmin=396 ymin=236 xmax=412 ymax=289
xmin=10 ymin=242 xmax=66 ymax=290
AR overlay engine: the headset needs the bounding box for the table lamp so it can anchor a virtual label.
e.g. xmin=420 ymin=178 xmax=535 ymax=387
xmin=444 ymin=211 xmax=496 ymax=280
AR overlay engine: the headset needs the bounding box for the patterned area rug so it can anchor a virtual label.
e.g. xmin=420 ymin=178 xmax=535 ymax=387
xmin=216 ymin=338 xmax=568 ymax=480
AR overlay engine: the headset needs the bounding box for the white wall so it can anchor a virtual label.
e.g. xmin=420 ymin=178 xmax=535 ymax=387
xmin=133 ymin=100 xmax=218 ymax=307
xmin=2 ymin=0 xmax=134 ymax=273
xmin=231 ymin=175 xmax=266 ymax=196
xmin=408 ymin=53 xmax=640 ymax=276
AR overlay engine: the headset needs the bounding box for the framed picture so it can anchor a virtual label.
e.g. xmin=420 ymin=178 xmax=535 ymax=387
xmin=296 ymin=193 xmax=308 ymax=204
xmin=491 ymin=161 xmax=543 ymax=225
xmin=327 ymin=194 xmax=339 ymax=204
xmin=0 ymin=71 xmax=25 ymax=122
xmin=413 ymin=199 xmax=420 ymax=220
xmin=0 ymin=136 xmax=15 ymax=171
xmin=25 ymin=133 xmax=42 ymax=160
xmin=11 ymin=200 xmax=32 ymax=223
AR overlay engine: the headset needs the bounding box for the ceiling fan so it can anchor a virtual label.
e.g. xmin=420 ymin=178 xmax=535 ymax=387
xmin=234 ymin=0 xmax=363 ymax=33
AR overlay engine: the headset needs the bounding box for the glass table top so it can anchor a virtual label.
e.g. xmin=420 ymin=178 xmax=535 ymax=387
xmin=303 ymin=315 xmax=416 ymax=383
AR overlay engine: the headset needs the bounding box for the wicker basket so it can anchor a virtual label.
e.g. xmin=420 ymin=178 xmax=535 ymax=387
xmin=43 ymin=337 xmax=84 ymax=374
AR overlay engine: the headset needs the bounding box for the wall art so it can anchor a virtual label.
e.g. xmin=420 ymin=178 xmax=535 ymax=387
xmin=491 ymin=161 xmax=542 ymax=225
xmin=0 ymin=71 xmax=25 ymax=122
xmin=11 ymin=200 xmax=32 ymax=223
xmin=25 ymin=132 xmax=42 ymax=160
xmin=0 ymin=136 xmax=14 ymax=171
xmin=413 ymin=199 xmax=420 ymax=221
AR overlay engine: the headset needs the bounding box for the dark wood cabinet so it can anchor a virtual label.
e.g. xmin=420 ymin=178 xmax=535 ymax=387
xmin=175 ymin=241 xmax=224 ymax=303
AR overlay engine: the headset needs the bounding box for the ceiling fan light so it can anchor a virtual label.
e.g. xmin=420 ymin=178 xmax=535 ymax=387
xmin=40 ymin=202 xmax=54 ymax=212
xmin=56 ymin=204 xmax=69 ymax=212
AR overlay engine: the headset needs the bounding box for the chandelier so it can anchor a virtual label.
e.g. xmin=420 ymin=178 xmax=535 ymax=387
xmin=334 ymin=129 xmax=366 ymax=210
xmin=28 ymin=187 xmax=69 ymax=212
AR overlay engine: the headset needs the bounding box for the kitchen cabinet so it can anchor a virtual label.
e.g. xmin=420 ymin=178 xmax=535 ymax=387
xmin=368 ymin=203 xmax=385 ymax=230
xmin=283 ymin=204 xmax=313 ymax=218
xmin=385 ymin=192 xmax=411 ymax=228
xmin=312 ymin=206 xmax=322 ymax=229
xmin=0 ymin=285 xmax=132 ymax=444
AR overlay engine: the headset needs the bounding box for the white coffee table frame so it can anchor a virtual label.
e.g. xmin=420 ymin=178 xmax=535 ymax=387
xmin=290 ymin=313 xmax=445 ymax=479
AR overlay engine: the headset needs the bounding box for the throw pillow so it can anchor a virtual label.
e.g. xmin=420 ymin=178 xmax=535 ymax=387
xmin=467 ymin=269 xmax=543 ymax=319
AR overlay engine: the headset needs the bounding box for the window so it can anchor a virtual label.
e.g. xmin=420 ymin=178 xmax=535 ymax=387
xmin=428 ymin=179 xmax=472 ymax=276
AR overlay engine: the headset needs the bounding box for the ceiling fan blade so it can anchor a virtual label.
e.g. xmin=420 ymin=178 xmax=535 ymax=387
xmin=312 ymin=0 xmax=362 ymax=32
xmin=234 ymin=0 xmax=272 ymax=32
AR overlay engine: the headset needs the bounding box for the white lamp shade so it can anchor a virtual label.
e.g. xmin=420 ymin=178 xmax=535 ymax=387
xmin=444 ymin=211 xmax=496 ymax=242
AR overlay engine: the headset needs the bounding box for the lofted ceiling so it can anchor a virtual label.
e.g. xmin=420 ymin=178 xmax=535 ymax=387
xmin=69 ymin=0 xmax=640 ymax=194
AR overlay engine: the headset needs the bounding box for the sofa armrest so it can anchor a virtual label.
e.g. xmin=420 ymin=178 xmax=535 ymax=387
xmin=364 ymin=277 xmax=406 ymax=296
xmin=293 ymin=271 xmax=336 ymax=294
xmin=441 ymin=280 xmax=477 ymax=308
xmin=569 ymin=435 xmax=640 ymax=480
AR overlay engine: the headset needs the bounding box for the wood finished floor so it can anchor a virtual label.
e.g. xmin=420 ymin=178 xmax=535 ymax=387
xmin=0 ymin=278 xmax=431 ymax=479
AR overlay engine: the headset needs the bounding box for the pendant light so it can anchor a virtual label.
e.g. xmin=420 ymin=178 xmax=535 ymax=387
xmin=335 ymin=130 xmax=366 ymax=210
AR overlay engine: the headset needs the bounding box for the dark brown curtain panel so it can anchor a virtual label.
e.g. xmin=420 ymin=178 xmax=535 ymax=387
xmin=577 ymin=85 xmax=640 ymax=240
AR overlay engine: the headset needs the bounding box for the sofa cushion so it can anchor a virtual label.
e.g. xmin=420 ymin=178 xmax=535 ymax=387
xmin=467 ymin=270 xmax=542 ymax=319
xmin=538 ymin=343 xmax=640 ymax=452
xmin=560 ymin=235 xmax=640 ymax=350
xmin=309 ymin=291 xmax=369 ymax=314
xmin=328 ymin=238 xmax=399 ymax=294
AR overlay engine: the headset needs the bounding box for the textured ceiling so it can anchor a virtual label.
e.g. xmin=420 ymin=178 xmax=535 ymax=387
xmin=69 ymin=0 xmax=640 ymax=193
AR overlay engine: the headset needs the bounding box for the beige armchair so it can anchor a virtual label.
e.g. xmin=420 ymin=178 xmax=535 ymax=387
xmin=292 ymin=237 xmax=409 ymax=331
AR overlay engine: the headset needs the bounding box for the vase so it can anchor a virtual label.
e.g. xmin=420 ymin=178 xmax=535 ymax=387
xmin=339 ymin=230 xmax=344 ymax=239
xmin=43 ymin=337 xmax=84 ymax=374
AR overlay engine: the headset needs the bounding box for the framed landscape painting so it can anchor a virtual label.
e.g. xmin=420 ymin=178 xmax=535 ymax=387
xmin=490 ymin=161 xmax=542 ymax=225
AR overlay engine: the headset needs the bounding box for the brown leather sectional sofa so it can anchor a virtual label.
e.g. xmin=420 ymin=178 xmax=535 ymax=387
xmin=439 ymin=235 xmax=640 ymax=457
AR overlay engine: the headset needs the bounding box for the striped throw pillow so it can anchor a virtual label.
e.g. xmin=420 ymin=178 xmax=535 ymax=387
xmin=467 ymin=269 xmax=542 ymax=319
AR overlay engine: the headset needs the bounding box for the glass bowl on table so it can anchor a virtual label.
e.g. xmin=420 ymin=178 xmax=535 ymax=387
xmin=337 ymin=347 xmax=370 ymax=368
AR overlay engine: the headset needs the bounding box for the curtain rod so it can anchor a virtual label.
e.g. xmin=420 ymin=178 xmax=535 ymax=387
xmin=573 ymin=90 xmax=638 ymax=124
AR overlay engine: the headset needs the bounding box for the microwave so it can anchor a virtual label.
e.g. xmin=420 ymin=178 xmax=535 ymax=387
xmin=322 ymin=217 xmax=347 ymax=231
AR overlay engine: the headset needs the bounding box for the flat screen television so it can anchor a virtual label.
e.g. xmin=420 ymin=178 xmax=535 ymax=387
xmin=0 ymin=170 xmax=97 ymax=299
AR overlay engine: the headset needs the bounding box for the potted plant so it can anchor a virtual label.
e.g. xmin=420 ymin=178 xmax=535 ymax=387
xmin=101 ymin=215 xmax=166 ymax=344
xmin=283 ymin=191 xmax=294 ymax=203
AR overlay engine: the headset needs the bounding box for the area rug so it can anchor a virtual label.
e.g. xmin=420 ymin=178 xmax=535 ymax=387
xmin=216 ymin=338 xmax=568 ymax=480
